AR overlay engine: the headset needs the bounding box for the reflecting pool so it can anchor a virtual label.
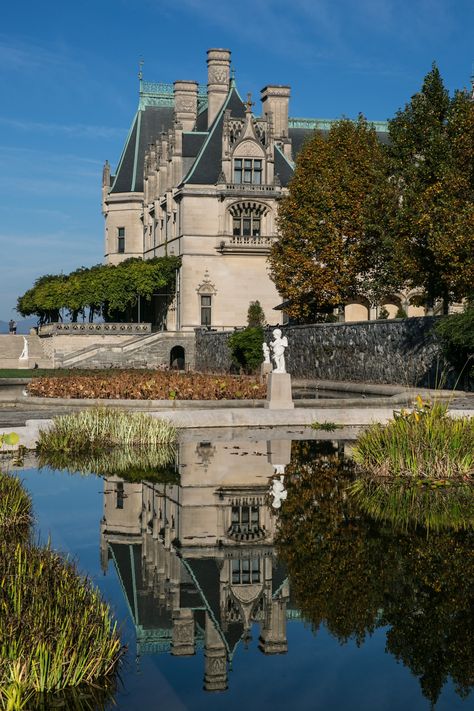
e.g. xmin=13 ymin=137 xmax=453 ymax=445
xmin=18 ymin=433 xmax=473 ymax=710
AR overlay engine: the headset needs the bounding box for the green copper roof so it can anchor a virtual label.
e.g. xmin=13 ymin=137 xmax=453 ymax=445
xmin=289 ymin=117 xmax=389 ymax=132
xmin=139 ymin=80 xmax=208 ymax=111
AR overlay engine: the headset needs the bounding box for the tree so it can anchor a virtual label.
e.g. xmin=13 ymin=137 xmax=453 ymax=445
xmin=269 ymin=117 xmax=391 ymax=321
xmin=247 ymin=300 xmax=266 ymax=328
xmin=387 ymin=65 xmax=474 ymax=311
xmin=16 ymin=257 xmax=181 ymax=324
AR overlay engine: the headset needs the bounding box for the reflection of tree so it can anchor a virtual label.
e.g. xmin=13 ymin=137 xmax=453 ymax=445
xmin=277 ymin=441 xmax=474 ymax=705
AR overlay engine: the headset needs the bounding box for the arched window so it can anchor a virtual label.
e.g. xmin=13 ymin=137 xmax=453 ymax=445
xmin=229 ymin=202 xmax=268 ymax=238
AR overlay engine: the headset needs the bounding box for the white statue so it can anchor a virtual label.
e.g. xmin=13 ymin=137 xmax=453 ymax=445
xmin=270 ymin=328 xmax=288 ymax=373
xmin=262 ymin=342 xmax=271 ymax=364
xmin=19 ymin=337 xmax=29 ymax=361
xmin=270 ymin=475 xmax=288 ymax=509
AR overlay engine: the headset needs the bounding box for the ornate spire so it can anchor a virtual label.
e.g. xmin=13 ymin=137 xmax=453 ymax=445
xmin=245 ymin=92 xmax=255 ymax=114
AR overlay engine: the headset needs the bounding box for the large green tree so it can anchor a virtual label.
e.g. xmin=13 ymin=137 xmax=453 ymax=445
xmin=17 ymin=257 xmax=181 ymax=325
xmin=269 ymin=117 xmax=393 ymax=321
xmin=387 ymin=65 xmax=474 ymax=311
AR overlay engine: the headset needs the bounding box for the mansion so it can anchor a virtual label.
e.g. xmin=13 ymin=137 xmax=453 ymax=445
xmin=102 ymin=48 xmax=425 ymax=330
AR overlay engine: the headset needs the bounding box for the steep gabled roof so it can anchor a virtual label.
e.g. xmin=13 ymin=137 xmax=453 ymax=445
xmin=182 ymin=84 xmax=246 ymax=186
xmin=110 ymin=106 xmax=174 ymax=194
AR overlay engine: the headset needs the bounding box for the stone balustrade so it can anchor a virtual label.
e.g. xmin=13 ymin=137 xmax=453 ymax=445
xmin=38 ymin=322 xmax=152 ymax=337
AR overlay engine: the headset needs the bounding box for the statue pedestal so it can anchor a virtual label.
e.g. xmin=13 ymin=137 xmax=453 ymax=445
xmin=261 ymin=362 xmax=272 ymax=381
xmin=265 ymin=372 xmax=294 ymax=410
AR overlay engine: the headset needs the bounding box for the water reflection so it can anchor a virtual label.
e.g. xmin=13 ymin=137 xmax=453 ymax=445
xmin=94 ymin=435 xmax=473 ymax=706
xmin=100 ymin=438 xmax=295 ymax=692
xmin=277 ymin=441 xmax=474 ymax=707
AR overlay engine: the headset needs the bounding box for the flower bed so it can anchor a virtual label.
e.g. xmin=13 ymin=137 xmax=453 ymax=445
xmin=27 ymin=371 xmax=266 ymax=400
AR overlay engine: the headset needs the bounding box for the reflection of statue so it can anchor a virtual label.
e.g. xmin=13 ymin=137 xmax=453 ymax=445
xmin=270 ymin=475 xmax=287 ymax=509
xmin=19 ymin=337 xmax=28 ymax=361
xmin=262 ymin=342 xmax=271 ymax=364
xmin=270 ymin=329 xmax=288 ymax=373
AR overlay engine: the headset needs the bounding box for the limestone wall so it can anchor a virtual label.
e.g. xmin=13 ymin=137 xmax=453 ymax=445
xmin=195 ymin=318 xmax=454 ymax=388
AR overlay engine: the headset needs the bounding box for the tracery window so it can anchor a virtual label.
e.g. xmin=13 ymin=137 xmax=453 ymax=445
xmin=231 ymin=557 xmax=261 ymax=584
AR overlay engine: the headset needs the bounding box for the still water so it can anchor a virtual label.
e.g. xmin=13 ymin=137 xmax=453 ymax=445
xmin=19 ymin=434 xmax=473 ymax=711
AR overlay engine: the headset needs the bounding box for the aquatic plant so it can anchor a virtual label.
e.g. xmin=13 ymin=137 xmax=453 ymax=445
xmin=0 ymin=469 xmax=31 ymax=534
xmin=0 ymin=541 xmax=123 ymax=699
xmin=353 ymin=399 xmax=474 ymax=480
xmin=37 ymin=408 xmax=176 ymax=452
xmin=38 ymin=444 xmax=178 ymax=482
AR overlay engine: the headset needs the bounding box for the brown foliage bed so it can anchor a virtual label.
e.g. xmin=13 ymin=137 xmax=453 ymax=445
xmin=27 ymin=371 xmax=267 ymax=400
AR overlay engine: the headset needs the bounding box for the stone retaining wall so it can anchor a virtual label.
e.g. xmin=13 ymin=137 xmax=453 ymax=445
xmin=195 ymin=318 xmax=453 ymax=387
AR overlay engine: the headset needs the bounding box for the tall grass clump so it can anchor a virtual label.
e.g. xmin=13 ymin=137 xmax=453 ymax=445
xmin=37 ymin=408 xmax=176 ymax=453
xmin=349 ymin=399 xmax=474 ymax=531
xmin=38 ymin=445 xmax=178 ymax=482
xmin=0 ymin=469 xmax=31 ymax=535
xmin=0 ymin=542 xmax=123 ymax=700
xmin=353 ymin=400 xmax=474 ymax=481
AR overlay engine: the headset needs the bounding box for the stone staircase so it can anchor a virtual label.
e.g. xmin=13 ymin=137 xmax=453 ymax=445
xmin=0 ymin=334 xmax=53 ymax=369
xmin=56 ymin=331 xmax=196 ymax=370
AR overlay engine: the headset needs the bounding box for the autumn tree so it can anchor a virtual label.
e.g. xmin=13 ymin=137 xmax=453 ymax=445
xmin=387 ymin=65 xmax=474 ymax=312
xmin=269 ymin=117 xmax=393 ymax=321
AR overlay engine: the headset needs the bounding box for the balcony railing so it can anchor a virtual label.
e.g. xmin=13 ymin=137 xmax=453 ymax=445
xmin=217 ymin=183 xmax=281 ymax=197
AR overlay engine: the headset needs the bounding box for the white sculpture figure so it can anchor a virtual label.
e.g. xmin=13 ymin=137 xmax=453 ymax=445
xmin=270 ymin=329 xmax=288 ymax=373
xmin=19 ymin=337 xmax=29 ymax=361
xmin=262 ymin=342 xmax=271 ymax=364
xmin=270 ymin=474 xmax=287 ymax=509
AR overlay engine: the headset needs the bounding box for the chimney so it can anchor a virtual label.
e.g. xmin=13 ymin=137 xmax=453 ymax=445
xmin=261 ymin=85 xmax=291 ymax=139
xmin=173 ymin=80 xmax=198 ymax=131
xmin=207 ymin=48 xmax=231 ymax=127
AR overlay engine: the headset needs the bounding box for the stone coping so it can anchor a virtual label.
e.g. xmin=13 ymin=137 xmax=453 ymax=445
xmin=3 ymin=407 xmax=473 ymax=451
xmin=38 ymin=322 xmax=152 ymax=336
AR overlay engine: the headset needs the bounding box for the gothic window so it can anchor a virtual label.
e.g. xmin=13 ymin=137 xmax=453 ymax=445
xmin=117 ymin=227 xmax=125 ymax=253
xmin=233 ymin=158 xmax=262 ymax=185
xmin=200 ymin=295 xmax=212 ymax=326
xmin=231 ymin=557 xmax=261 ymax=585
xmin=228 ymin=202 xmax=268 ymax=239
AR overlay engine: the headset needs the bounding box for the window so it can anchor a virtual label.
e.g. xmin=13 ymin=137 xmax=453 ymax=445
xmin=118 ymin=227 xmax=125 ymax=253
xmin=231 ymin=557 xmax=260 ymax=584
xmin=233 ymin=213 xmax=261 ymax=237
xmin=200 ymin=295 xmax=212 ymax=326
xmin=233 ymin=158 xmax=262 ymax=185
xmin=116 ymin=482 xmax=124 ymax=509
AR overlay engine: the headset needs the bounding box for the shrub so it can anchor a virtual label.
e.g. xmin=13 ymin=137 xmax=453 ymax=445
xmin=435 ymin=306 xmax=474 ymax=384
xmin=395 ymin=306 xmax=408 ymax=318
xmin=228 ymin=327 xmax=264 ymax=373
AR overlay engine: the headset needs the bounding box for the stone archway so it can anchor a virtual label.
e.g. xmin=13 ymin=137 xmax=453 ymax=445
xmin=170 ymin=345 xmax=185 ymax=370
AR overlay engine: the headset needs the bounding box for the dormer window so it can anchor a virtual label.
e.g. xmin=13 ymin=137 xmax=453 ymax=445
xmin=233 ymin=158 xmax=262 ymax=185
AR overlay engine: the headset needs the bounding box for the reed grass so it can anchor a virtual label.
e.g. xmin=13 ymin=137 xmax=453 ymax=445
xmin=353 ymin=403 xmax=474 ymax=481
xmin=350 ymin=401 xmax=473 ymax=531
xmin=0 ymin=541 xmax=123 ymax=701
xmin=350 ymin=477 xmax=473 ymax=532
xmin=38 ymin=444 xmax=178 ymax=482
xmin=0 ymin=470 xmax=32 ymax=534
xmin=37 ymin=408 xmax=176 ymax=453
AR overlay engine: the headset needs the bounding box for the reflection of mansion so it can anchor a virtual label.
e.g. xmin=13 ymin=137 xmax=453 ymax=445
xmin=103 ymin=47 xmax=425 ymax=329
xmin=100 ymin=439 xmax=297 ymax=692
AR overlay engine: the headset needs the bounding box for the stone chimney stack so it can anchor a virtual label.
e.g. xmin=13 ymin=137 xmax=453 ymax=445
xmin=207 ymin=48 xmax=231 ymax=128
xmin=173 ymin=80 xmax=198 ymax=131
xmin=261 ymin=85 xmax=291 ymax=139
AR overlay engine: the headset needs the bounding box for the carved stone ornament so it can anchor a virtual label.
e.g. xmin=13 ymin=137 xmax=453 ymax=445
xmin=208 ymin=67 xmax=228 ymax=84
xmin=233 ymin=139 xmax=265 ymax=158
xmin=175 ymin=97 xmax=196 ymax=113
xmin=197 ymin=269 xmax=216 ymax=295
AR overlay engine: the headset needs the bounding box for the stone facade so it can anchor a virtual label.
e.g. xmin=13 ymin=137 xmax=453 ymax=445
xmin=100 ymin=438 xmax=293 ymax=687
xmin=104 ymin=48 xmax=427 ymax=334
xmin=195 ymin=317 xmax=452 ymax=388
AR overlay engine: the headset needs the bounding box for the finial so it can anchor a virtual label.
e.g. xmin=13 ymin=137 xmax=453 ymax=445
xmin=245 ymin=92 xmax=255 ymax=114
xmin=138 ymin=58 xmax=144 ymax=81
xmin=230 ymin=67 xmax=236 ymax=84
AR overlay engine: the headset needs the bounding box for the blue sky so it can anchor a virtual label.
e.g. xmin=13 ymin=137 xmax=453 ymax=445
xmin=1 ymin=0 xmax=473 ymax=321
